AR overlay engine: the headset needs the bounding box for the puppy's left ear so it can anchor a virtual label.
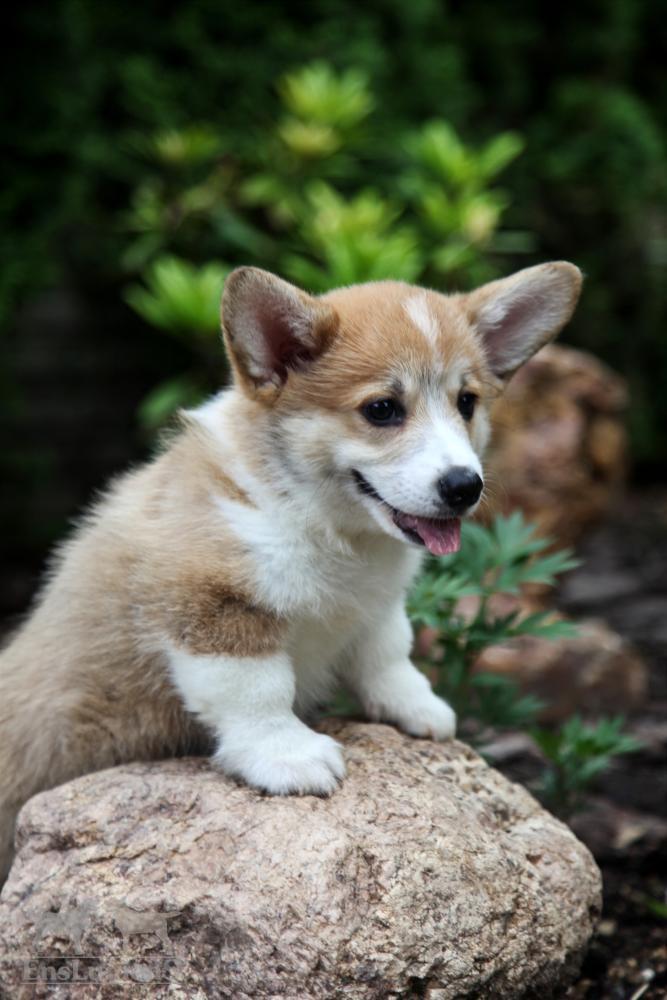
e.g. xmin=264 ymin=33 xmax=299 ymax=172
xmin=466 ymin=262 xmax=583 ymax=380
xmin=221 ymin=267 xmax=338 ymax=396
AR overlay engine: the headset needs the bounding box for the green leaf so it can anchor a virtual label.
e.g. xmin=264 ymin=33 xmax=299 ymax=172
xmin=278 ymin=119 xmax=343 ymax=158
xmin=533 ymin=716 xmax=643 ymax=817
xmin=278 ymin=63 xmax=373 ymax=130
xmin=124 ymin=256 xmax=228 ymax=339
xmin=506 ymin=612 xmax=578 ymax=640
xmin=285 ymin=183 xmax=424 ymax=288
xmin=644 ymin=897 xmax=667 ymax=920
xmin=126 ymin=125 xmax=223 ymax=168
xmin=478 ymin=132 xmax=525 ymax=179
xmin=407 ymin=121 xmax=469 ymax=185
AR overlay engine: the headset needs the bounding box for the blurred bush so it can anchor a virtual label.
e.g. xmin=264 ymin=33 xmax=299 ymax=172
xmin=3 ymin=0 xmax=666 ymax=469
xmin=124 ymin=255 xmax=229 ymax=429
xmin=119 ymin=63 xmax=524 ymax=424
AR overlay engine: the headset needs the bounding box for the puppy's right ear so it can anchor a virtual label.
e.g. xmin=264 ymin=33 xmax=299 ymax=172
xmin=221 ymin=267 xmax=338 ymax=397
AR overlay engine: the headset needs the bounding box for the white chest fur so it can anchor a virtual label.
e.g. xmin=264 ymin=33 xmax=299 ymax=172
xmin=217 ymin=488 xmax=423 ymax=707
xmin=217 ymin=486 xmax=422 ymax=618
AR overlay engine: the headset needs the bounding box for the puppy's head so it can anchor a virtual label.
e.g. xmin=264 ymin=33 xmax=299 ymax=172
xmin=221 ymin=263 xmax=582 ymax=554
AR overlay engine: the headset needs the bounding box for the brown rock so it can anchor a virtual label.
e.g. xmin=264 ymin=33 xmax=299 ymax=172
xmin=487 ymin=344 xmax=628 ymax=546
xmin=0 ymin=721 xmax=601 ymax=999
xmin=416 ymin=588 xmax=648 ymax=723
xmin=475 ymin=619 xmax=648 ymax=722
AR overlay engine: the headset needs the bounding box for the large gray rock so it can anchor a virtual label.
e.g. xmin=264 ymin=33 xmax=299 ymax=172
xmin=0 ymin=721 xmax=601 ymax=999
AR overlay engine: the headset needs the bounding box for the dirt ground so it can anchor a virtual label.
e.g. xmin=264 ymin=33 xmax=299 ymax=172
xmin=505 ymin=490 xmax=667 ymax=999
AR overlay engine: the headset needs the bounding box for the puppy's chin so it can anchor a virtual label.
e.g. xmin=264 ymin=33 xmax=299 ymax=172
xmin=356 ymin=493 xmax=421 ymax=547
xmin=351 ymin=485 xmax=462 ymax=556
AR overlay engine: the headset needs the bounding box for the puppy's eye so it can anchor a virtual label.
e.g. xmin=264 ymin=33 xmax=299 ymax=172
xmin=361 ymin=398 xmax=405 ymax=426
xmin=457 ymin=391 xmax=477 ymax=421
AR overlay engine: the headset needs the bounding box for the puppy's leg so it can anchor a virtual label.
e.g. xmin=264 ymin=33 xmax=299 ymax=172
xmin=168 ymin=650 xmax=345 ymax=795
xmin=341 ymin=603 xmax=456 ymax=741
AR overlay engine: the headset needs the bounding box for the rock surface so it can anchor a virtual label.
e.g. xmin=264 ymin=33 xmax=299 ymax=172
xmin=417 ymin=595 xmax=648 ymax=723
xmin=474 ymin=618 xmax=648 ymax=723
xmin=0 ymin=720 xmax=601 ymax=999
xmin=488 ymin=344 xmax=627 ymax=546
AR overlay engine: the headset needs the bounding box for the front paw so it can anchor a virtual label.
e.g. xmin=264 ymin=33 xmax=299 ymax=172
xmin=390 ymin=691 xmax=457 ymax=741
xmin=215 ymin=720 xmax=346 ymax=796
xmin=361 ymin=664 xmax=457 ymax=741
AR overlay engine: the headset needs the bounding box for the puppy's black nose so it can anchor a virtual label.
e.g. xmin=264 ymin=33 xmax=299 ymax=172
xmin=437 ymin=467 xmax=483 ymax=512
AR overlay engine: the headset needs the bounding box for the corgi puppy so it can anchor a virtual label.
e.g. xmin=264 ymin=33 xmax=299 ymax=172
xmin=0 ymin=262 xmax=582 ymax=883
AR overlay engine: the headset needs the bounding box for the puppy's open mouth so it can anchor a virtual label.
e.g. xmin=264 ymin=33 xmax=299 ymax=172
xmin=352 ymin=470 xmax=461 ymax=556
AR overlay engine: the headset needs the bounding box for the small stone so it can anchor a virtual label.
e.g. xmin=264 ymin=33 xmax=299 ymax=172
xmin=597 ymin=920 xmax=617 ymax=937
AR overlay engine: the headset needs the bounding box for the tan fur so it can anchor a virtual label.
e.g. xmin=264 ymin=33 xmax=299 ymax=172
xmin=0 ymin=421 xmax=271 ymax=881
xmin=288 ymin=282 xmax=495 ymax=409
xmin=158 ymin=578 xmax=286 ymax=656
xmin=222 ymin=267 xmax=339 ymax=399
xmin=0 ymin=263 xmax=582 ymax=884
xmin=260 ymin=282 xmax=502 ymax=473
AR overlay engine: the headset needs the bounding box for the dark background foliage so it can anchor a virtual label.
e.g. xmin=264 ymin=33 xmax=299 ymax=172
xmin=2 ymin=0 xmax=666 ymax=616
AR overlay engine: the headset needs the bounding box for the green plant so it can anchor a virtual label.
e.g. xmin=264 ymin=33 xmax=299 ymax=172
xmin=283 ymin=183 xmax=424 ymax=290
xmin=240 ymin=63 xmax=376 ymax=229
xmin=6 ymin=3 xmax=667 ymax=470
xmin=643 ymin=896 xmax=667 ymax=921
xmin=533 ymin=716 xmax=643 ymax=818
xmin=122 ymin=62 xmax=524 ymax=302
xmin=121 ymin=128 xmax=240 ymax=273
xmin=401 ymin=121 xmax=528 ymax=284
xmin=407 ymin=513 xmax=642 ymax=819
xmin=124 ymin=256 xmax=229 ymax=429
xmin=408 ymin=512 xmax=578 ymax=730
xmin=120 ymin=63 xmax=526 ymax=426
xmin=124 ymin=256 xmax=228 ymax=340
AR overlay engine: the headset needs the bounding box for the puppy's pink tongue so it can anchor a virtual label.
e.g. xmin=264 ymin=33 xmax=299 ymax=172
xmin=395 ymin=514 xmax=461 ymax=555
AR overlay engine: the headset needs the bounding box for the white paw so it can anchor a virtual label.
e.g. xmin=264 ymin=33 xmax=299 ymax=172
xmin=215 ymin=720 xmax=345 ymax=796
xmin=390 ymin=691 xmax=457 ymax=741
xmin=361 ymin=663 xmax=457 ymax=741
